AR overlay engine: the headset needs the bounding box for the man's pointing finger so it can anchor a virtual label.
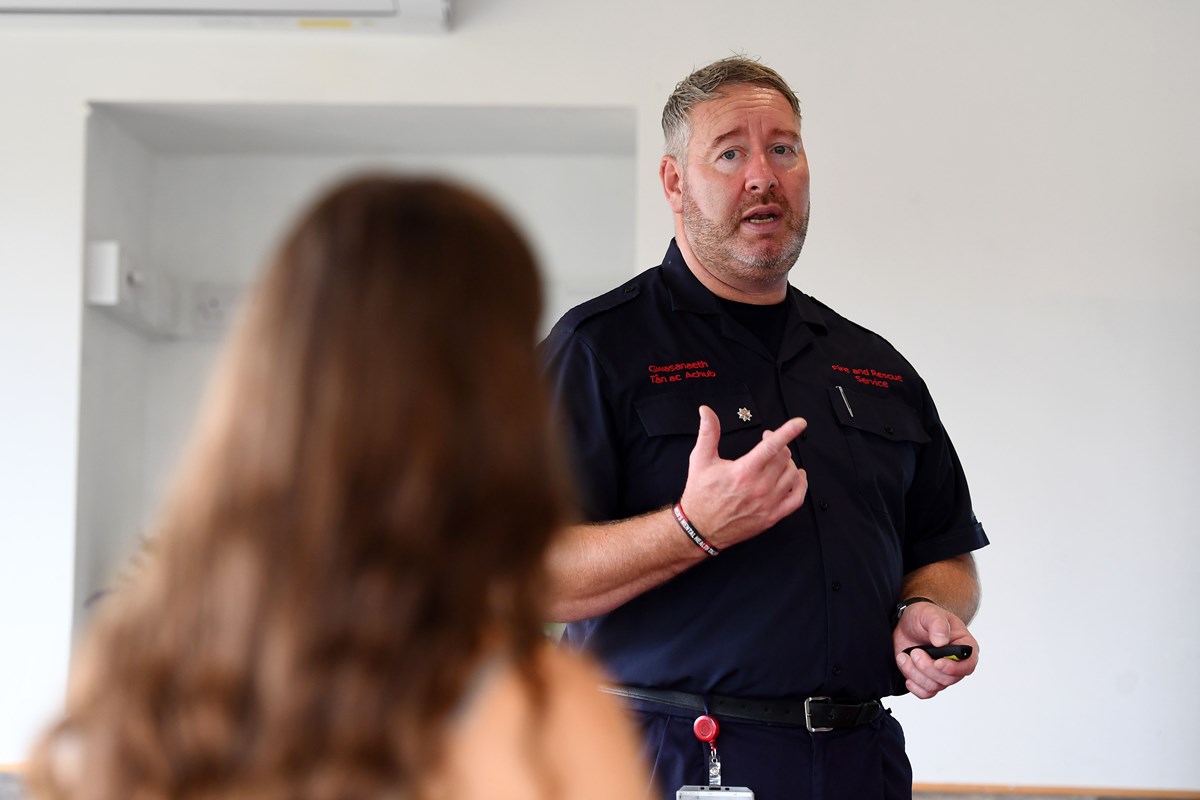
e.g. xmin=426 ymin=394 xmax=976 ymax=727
xmin=745 ymin=417 xmax=806 ymax=467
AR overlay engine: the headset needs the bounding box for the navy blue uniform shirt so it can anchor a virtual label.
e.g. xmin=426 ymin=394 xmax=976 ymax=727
xmin=541 ymin=240 xmax=988 ymax=797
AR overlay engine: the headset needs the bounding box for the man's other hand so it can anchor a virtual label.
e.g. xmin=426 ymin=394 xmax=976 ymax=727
xmin=893 ymin=600 xmax=979 ymax=700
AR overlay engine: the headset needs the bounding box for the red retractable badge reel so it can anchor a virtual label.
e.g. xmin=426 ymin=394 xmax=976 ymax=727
xmin=694 ymin=714 xmax=724 ymax=788
xmin=693 ymin=714 xmax=719 ymax=743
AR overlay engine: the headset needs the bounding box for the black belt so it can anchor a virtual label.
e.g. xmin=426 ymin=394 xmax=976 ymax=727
xmin=602 ymin=685 xmax=883 ymax=733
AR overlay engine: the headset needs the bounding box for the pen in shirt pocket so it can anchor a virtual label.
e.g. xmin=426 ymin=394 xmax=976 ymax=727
xmin=836 ymin=385 xmax=854 ymax=418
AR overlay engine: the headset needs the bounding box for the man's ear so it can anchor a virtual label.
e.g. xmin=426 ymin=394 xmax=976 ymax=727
xmin=660 ymin=155 xmax=684 ymax=213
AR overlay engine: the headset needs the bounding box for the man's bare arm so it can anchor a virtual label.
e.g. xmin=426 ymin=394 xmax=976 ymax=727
xmin=544 ymin=510 xmax=704 ymax=622
xmin=898 ymin=553 xmax=981 ymax=625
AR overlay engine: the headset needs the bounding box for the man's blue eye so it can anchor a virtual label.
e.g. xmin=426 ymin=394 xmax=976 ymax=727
xmin=721 ymin=150 xmax=737 ymax=160
xmin=773 ymin=145 xmax=792 ymax=154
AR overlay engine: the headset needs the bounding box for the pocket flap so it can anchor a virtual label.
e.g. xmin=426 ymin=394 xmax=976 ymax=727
xmin=827 ymin=385 xmax=930 ymax=443
xmin=635 ymin=388 xmax=763 ymax=437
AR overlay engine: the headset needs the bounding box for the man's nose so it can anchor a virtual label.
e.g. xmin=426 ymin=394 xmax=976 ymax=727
xmin=745 ymin=152 xmax=779 ymax=193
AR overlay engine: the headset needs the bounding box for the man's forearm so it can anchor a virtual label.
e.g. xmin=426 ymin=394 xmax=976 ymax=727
xmin=898 ymin=553 xmax=981 ymax=624
xmin=543 ymin=508 xmax=708 ymax=623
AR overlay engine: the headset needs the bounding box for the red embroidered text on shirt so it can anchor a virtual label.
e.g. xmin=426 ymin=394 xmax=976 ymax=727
xmin=830 ymin=364 xmax=904 ymax=389
xmin=648 ymin=360 xmax=717 ymax=384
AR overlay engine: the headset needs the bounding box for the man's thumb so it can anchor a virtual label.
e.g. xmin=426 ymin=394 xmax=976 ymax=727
xmin=691 ymin=405 xmax=721 ymax=463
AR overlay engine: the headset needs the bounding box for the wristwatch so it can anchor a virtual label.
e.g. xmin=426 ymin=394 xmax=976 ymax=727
xmin=892 ymin=596 xmax=936 ymax=627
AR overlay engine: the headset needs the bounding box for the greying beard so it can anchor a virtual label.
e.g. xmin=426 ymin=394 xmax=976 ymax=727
xmin=681 ymin=188 xmax=810 ymax=281
xmin=738 ymin=208 xmax=808 ymax=271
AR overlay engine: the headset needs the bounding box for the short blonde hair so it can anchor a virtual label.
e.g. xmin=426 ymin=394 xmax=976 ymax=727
xmin=662 ymin=55 xmax=802 ymax=160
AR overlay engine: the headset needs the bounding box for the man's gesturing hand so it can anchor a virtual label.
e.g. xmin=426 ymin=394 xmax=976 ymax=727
xmin=677 ymin=405 xmax=808 ymax=551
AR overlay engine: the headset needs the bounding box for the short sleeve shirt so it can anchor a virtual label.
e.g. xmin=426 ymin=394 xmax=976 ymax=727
xmin=541 ymin=240 xmax=988 ymax=701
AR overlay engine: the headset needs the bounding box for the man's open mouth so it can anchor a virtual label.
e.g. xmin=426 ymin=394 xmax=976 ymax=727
xmin=745 ymin=213 xmax=779 ymax=224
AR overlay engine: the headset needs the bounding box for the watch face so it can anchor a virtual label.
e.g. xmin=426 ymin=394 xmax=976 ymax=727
xmin=896 ymin=597 xmax=935 ymax=622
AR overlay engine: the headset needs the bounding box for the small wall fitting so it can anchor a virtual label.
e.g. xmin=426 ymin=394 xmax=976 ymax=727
xmin=84 ymin=239 xmax=245 ymax=339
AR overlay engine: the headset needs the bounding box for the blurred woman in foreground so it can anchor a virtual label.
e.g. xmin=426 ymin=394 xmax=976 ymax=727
xmin=29 ymin=176 xmax=650 ymax=800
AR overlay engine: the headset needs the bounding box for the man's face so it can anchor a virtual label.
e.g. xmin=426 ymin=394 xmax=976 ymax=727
xmin=676 ymin=84 xmax=811 ymax=293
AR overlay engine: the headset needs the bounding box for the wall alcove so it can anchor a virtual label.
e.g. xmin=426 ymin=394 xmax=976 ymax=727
xmin=75 ymin=100 xmax=637 ymax=637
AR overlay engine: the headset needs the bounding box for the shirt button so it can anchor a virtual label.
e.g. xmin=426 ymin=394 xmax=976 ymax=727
xmin=832 ymin=664 xmax=843 ymax=675
xmin=819 ymin=500 xmax=830 ymax=511
xmin=885 ymin=424 xmax=895 ymax=435
xmin=831 ymin=580 xmax=841 ymax=591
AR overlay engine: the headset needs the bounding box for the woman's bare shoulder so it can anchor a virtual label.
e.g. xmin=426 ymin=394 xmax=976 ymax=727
xmin=444 ymin=645 xmax=652 ymax=799
xmin=535 ymin=646 xmax=652 ymax=797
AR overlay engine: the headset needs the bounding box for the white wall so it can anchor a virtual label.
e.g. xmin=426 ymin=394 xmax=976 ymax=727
xmin=1 ymin=0 xmax=1197 ymax=791
xmin=74 ymin=113 xmax=155 ymax=618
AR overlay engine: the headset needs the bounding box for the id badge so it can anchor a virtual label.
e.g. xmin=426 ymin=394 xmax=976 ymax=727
xmin=678 ymin=714 xmax=754 ymax=798
xmin=676 ymin=787 xmax=754 ymax=799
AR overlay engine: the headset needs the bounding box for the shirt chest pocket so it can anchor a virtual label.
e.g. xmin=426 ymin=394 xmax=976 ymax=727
xmin=828 ymin=385 xmax=929 ymax=521
xmin=634 ymin=387 xmax=764 ymax=459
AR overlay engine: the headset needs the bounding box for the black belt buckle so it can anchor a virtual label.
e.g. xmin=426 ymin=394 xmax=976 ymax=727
xmin=804 ymin=696 xmax=833 ymax=733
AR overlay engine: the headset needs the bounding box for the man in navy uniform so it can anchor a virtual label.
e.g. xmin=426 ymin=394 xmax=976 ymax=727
xmin=541 ymin=56 xmax=988 ymax=800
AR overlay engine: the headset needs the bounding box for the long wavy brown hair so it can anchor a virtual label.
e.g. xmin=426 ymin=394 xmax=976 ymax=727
xmin=29 ymin=175 xmax=570 ymax=799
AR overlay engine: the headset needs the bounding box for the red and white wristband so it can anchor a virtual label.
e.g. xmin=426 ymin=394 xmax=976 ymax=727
xmin=672 ymin=502 xmax=719 ymax=557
